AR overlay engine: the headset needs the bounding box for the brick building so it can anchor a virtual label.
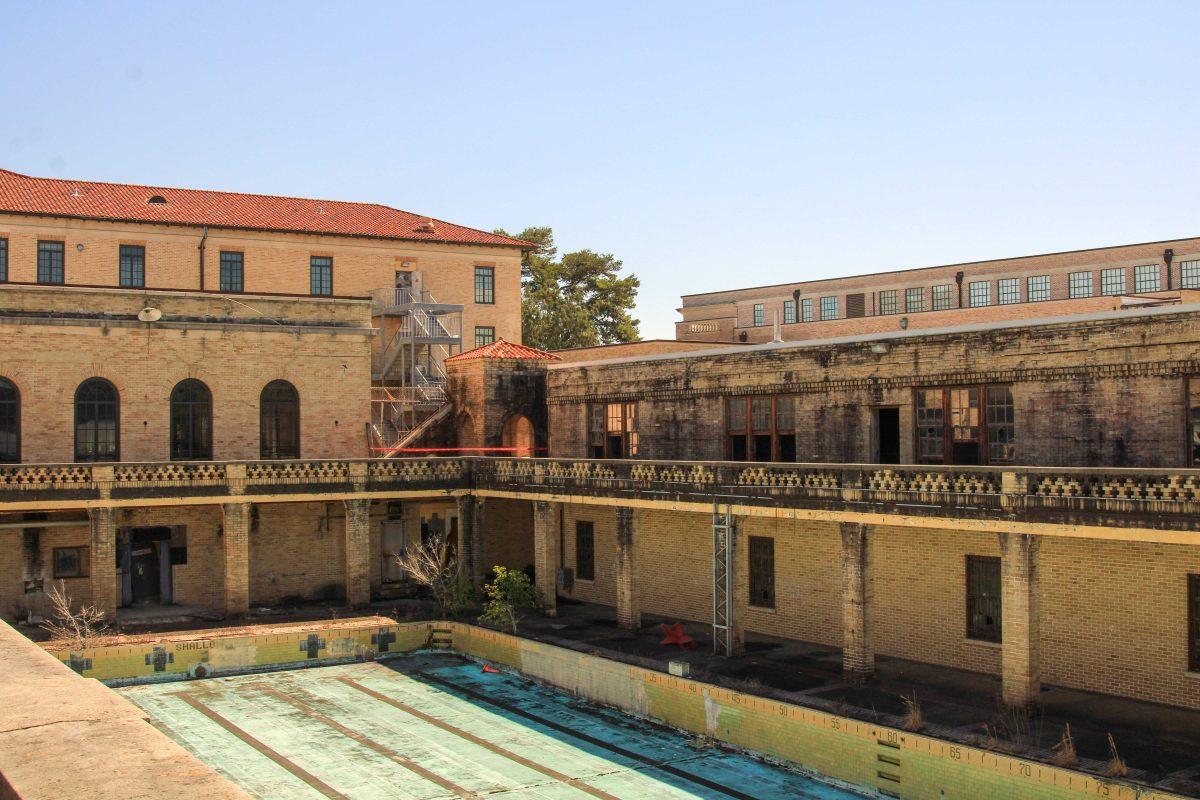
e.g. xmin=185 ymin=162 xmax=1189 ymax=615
xmin=676 ymin=235 xmax=1200 ymax=344
xmin=2 ymin=172 xmax=1200 ymax=745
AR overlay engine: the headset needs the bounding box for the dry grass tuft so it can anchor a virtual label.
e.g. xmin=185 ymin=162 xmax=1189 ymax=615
xmin=1101 ymin=733 xmax=1127 ymax=778
xmin=901 ymin=692 xmax=925 ymax=732
xmin=1050 ymin=724 xmax=1078 ymax=768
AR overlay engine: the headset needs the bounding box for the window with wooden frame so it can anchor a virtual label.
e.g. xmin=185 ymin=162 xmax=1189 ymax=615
xmin=783 ymin=299 xmax=796 ymax=324
xmin=997 ymin=278 xmax=1020 ymax=305
xmin=752 ymin=303 xmax=765 ymax=326
xmin=53 ymin=546 xmax=88 ymax=579
xmin=932 ymin=283 xmax=953 ymax=310
xmin=1187 ymin=377 xmax=1200 ymax=467
xmin=801 ymin=298 xmax=813 ymax=322
xmin=878 ymin=289 xmax=899 ymax=315
xmin=968 ymin=281 xmax=990 ymax=307
xmin=725 ymin=395 xmax=795 ymax=462
xmin=966 ymin=555 xmax=1001 ymax=642
xmin=575 ymin=521 xmax=595 ymax=582
xmin=914 ymin=385 xmax=1015 ymax=465
xmin=905 ymin=287 xmax=925 ymax=312
xmin=1189 ymin=574 xmax=1200 ymax=672
xmin=748 ymin=536 xmax=775 ymax=609
xmin=588 ymin=402 xmax=637 ymax=459
xmin=1026 ymin=275 xmax=1050 ymax=302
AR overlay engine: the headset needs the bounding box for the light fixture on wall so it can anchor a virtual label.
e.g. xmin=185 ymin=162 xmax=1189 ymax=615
xmin=869 ymin=342 xmax=890 ymax=355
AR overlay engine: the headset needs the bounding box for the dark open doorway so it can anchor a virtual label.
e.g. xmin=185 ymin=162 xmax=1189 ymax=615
xmin=876 ymin=407 xmax=900 ymax=464
xmin=121 ymin=527 xmax=173 ymax=606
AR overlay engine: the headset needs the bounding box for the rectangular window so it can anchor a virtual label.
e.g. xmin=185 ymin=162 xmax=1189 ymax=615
xmin=783 ymin=299 xmax=796 ymax=324
xmin=916 ymin=384 xmax=1014 ymax=465
xmin=588 ymin=402 xmax=637 ymax=458
xmin=1026 ymin=275 xmax=1050 ymax=302
xmin=1190 ymin=574 xmax=1200 ymax=672
xmin=475 ymin=326 xmax=495 ymax=348
xmin=474 ymin=266 xmax=495 ymax=304
xmin=748 ymin=536 xmax=776 ymax=609
xmin=1182 ymin=260 xmax=1200 ymax=289
xmin=37 ymin=240 xmax=65 ymax=284
xmin=119 ymin=244 xmax=145 ymax=288
xmin=968 ymin=281 xmax=990 ymax=307
xmin=1188 ymin=377 xmax=1200 ymax=467
xmin=726 ymin=395 xmax=795 ymax=462
xmin=905 ymin=287 xmax=925 ymax=312
xmin=966 ymin=555 xmax=1002 ymax=642
xmin=219 ymin=251 xmax=244 ymax=292
xmin=932 ymin=284 xmax=953 ymax=311
xmin=1100 ymin=267 xmax=1125 ymax=296
xmin=53 ymin=546 xmax=88 ymax=579
xmin=820 ymin=296 xmax=838 ymax=320
xmin=997 ymin=278 xmax=1020 ymax=305
xmin=984 ymin=386 xmax=1015 ymax=464
xmin=915 ymin=388 xmax=945 ymax=461
xmin=310 ymin=256 xmax=333 ymax=296
xmin=878 ymin=289 xmax=899 ymax=315
xmin=0 ymin=237 xmax=7 ymax=282
xmin=1134 ymin=263 xmax=1161 ymax=293
xmin=752 ymin=303 xmax=765 ymax=326
xmin=1069 ymin=271 xmax=1093 ymax=298
xmin=801 ymin=298 xmax=813 ymax=322
xmin=575 ymin=521 xmax=595 ymax=582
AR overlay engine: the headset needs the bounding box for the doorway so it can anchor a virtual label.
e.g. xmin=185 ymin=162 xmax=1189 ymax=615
xmin=121 ymin=527 xmax=173 ymax=606
xmin=876 ymin=407 xmax=900 ymax=464
xmin=501 ymin=413 xmax=535 ymax=457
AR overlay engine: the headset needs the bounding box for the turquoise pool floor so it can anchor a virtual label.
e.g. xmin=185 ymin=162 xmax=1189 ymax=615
xmin=118 ymin=652 xmax=866 ymax=799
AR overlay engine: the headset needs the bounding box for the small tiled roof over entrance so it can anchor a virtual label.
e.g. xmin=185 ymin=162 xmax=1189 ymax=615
xmin=444 ymin=338 xmax=561 ymax=362
xmin=0 ymin=168 xmax=533 ymax=248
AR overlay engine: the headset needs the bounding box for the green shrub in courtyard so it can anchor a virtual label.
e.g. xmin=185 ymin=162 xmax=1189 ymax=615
xmin=479 ymin=566 xmax=542 ymax=633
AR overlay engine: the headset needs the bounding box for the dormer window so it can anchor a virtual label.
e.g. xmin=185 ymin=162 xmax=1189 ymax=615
xmin=147 ymin=195 xmax=168 ymax=205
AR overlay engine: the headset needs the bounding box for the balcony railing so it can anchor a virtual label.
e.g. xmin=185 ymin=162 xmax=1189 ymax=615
xmin=2 ymin=457 xmax=1199 ymax=531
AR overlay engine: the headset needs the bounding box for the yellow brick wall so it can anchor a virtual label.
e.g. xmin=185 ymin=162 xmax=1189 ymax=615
xmin=0 ymin=316 xmax=371 ymax=462
xmin=0 ymin=214 xmax=523 ymax=345
xmin=560 ymin=505 xmax=618 ymax=607
xmin=481 ymin=498 xmax=535 ymax=574
xmin=250 ymin=502 xmax=346 ymax=605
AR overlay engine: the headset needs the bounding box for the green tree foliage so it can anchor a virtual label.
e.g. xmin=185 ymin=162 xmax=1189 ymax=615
xmin=478 ymin=566 xmax=542 ymax=633
xmin=495 ymin=227 xmax=640 ymax=351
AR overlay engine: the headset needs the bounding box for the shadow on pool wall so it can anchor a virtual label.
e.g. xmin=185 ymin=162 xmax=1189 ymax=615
xmin=45 ymin=617 xmax=1186 ymax=800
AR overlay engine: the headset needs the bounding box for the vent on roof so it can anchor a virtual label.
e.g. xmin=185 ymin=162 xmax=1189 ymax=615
xmin=147 ymin=195 xmax=168 ymax=205
xmin=418 ymin=218 xmax=436 ymax=233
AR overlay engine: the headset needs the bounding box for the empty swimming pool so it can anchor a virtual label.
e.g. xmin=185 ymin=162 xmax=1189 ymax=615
xmin=119 ymin=653 xmax=866 ymax=799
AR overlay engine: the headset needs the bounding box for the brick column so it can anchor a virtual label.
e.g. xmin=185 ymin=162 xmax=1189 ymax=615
xmin=343 ymin=499 xmax=372 ymax=608
xmin=840 ymin=522 xmax=873 ymax=683
xmin=221 ymin=503 xmax=251 ymax=616
xmin=615 ymin=507 xmax=640 ymax=631
xmin=88 ymin=507 xmax=117 ymax=620
xmin=999 ymin=532 xmax=1041 ymax=709
xmin=532 ymin=500 xmax=560 ymax=616
xmin=457 ymin=494 xmax=485 ymax=586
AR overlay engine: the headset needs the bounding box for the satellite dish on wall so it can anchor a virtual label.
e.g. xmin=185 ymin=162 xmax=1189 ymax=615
xmin=138 ymin=307 xmax=162 ymax=322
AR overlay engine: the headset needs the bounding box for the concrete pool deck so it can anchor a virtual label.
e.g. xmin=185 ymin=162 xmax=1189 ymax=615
xmin=119 ymin=654 xmax=862 ymax=799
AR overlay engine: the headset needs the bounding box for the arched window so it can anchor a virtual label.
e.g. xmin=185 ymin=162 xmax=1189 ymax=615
xmin=75 ymin=378 xmax=119 ymax=462
xmin=260 ymin=380 xmax=300 ymax=459
xmin=170 ymin=379 xmax=212 ymax=461
xmin=0 ymin=378 xmax=18 ymax=463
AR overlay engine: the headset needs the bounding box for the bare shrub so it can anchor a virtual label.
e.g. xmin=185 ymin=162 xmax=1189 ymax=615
xmin=391 ymin=532 xmax=472 ymax=618
xmin=901 ymin=692 xmax=925 ymax=732
xmin=1101 ymin=733 xmax=1127 ymax=778
xmin=1050 ymin=723 xmax=1078 ymax=768
xmin=39 ymin=581 xmax=109 ymax=648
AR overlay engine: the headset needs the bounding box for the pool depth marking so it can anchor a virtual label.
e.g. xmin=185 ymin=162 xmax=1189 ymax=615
xmin=337 ymin=676 xmax=623 ymax=800
xmin=414 ymin=669 xmax=765 ymax=800
xmin=174 ymin=691 xmax=349 ymax=800
xmin=244 ymin=682 xmax=475 ymax=799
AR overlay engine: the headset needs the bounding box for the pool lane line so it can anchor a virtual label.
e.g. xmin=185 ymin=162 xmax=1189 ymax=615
xmin=243 ymin=682 xmax=476 ymax=799
xmin=173 ymin=690 xmax=350 ymax=800
xmin=413 ymin=669 xmax=763 ymax=800
xmin=337 ymin=676 xmax=623 ymax=800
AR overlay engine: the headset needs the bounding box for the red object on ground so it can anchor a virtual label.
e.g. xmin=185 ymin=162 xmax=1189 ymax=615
xmin=659 ymin=623 xmax=697 ymax=650
xmin=481 ymin=663 xmax=501 ymax=674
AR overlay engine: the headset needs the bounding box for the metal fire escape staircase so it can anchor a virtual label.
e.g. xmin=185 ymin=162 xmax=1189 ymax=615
xmin=369 ymin=287 xmax=462 ymax=457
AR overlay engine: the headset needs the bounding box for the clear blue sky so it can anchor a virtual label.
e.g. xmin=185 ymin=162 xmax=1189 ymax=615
xmin=3 ymin=2 xmax=1197 ymax=339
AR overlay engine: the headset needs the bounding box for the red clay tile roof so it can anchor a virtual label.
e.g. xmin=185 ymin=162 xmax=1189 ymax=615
xmin=445 ymin=338 xmax=561 ymax=362
xmin=0 ymin=168 xmax=532 ymax=248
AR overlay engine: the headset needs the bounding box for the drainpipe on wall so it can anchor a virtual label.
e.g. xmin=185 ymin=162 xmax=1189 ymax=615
xmin=1164 ymin=248 xmax=1175 ymax=290
xmin=198 ymin=227 xmax=209 ymax=290
xmin=955 ymin=271 xmax=965 ymax=308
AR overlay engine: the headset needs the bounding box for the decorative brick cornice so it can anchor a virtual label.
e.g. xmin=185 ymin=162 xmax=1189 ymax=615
xmin=547 ymin=358 xmax=1200 ymax=405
